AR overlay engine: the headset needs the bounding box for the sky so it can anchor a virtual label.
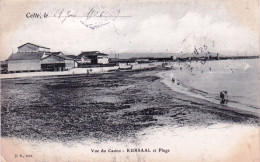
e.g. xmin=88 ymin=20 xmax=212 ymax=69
xmin=0 ymin=0 xmax=259 ymax=60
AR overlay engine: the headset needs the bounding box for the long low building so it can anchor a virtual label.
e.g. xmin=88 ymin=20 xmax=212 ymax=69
xmin=7 ymin=43 xmax=77 ymax=73
xmin=7 ymin=51 xmax=44 ymax=72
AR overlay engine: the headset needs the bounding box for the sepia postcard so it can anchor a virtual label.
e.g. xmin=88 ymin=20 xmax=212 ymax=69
xmin=0 ymin=0 xmax=259 ymax=161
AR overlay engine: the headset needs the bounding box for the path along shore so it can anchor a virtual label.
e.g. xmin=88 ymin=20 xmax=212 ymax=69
xmin=0 ymin=62 xmax=162 ymax=79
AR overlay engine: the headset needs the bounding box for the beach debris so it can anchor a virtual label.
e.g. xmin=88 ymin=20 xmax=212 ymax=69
xmin=1 ymin=105 xmax=9 ymax=112
xmin=220 ymin=91 xmax=228 ymax=104
xmin=244 ymin=64 xmax=250 ymax=70
xmin=2 ymin=106 xmax=7 ymax=111
xmin=200 ymin=59 xmax=206 ymax=65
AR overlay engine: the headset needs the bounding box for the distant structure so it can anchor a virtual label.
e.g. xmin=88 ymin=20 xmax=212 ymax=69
xmin=41 ymin=52 xmax=77 ymax=71
xmin=7 ymin=43 xmax=77 ymax=73
xmin=67 ymin=51 xmax=110 ymax=67
xmin=0 ymin=61 xmax=8 ymax=73
xmin=171 ymin=56 xmax=177 ymax=60
xmin=78 ymin=51 xmax=109 ymax=65
xmin=109 ymin=58 xmax=137 ymax=65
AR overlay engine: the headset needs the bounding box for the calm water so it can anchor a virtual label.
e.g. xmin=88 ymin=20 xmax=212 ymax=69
xmin=159 ymin=59 xmax=260 ymax=113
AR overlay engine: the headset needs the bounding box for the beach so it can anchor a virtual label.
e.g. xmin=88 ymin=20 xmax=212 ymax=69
xmin=1 ymin=59 xmax=259 ymax=161
xmin=159 ymin=59 xmax=260 ymax=114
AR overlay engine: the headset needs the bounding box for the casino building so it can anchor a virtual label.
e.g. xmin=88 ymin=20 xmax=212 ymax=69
xmin=7 ymin=43 xmax=77 ymax=73
xmin=6 ymin=43 xmax=110 ymax=73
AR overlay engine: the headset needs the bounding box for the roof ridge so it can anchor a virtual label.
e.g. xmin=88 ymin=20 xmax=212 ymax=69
xmin=18 ymin=43 xmax=50 ymax=49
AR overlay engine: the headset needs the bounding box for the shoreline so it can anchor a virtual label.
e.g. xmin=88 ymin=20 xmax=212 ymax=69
xmin=157 ymin=71 xmax=260 ymax=117
xmin=1 ymin=66 xmax=259 ymax=161
xmin=2 ymin=68 xmax=258 ymax=141
xmin=156 ymin=59 xmax=260 ymax=117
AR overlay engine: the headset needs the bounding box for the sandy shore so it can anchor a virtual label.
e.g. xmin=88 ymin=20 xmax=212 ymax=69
xmin=1 ymin=67 xmax=259 ymax=162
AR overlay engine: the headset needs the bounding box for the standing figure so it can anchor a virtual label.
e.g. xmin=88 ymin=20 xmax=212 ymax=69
xmin=172 ymin=77 xmax=175 ymax=83
xmin=220 ymin=91 xmax=228 ymax=104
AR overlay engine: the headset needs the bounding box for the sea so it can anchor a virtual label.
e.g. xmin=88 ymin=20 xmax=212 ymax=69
xmin=158 ymin=58 xmax=260 ymax=114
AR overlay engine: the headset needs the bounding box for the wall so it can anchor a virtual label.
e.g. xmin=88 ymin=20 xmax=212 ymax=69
xmin=38 ymin=47 xmax=50 ymax=52
xmin=80 ymin=57 xmax=91 ymax=64
xmin=8 ymin=60 xmax=41 ymax=72
xmin=65 ymin=60 xmax=75 ymax=69
xmin=41 ymin=55 xmax=65 ymax=64
xmin=97 ymin=56 xmax=109 ymax=64
xmin=74 ymin=61 xmax=78 ymax=68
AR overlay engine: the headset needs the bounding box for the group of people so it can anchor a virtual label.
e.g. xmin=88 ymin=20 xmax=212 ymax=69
xmin=172 ymin=76 xmax=229 ymax=104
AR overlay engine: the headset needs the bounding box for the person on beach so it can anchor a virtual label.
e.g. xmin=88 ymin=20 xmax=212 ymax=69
xmin=172 ymin=77 xmax=175 ymax=83
xmin=220 ymin=91 xmax=228 ymax=104
xmin=230 ymin=68 xmax=233 ymax=73
xmin=190 ymin=67 xmax=193 ymax=72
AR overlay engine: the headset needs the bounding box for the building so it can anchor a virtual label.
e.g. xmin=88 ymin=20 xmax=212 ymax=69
xmin=66 ymin=55 xmax=92 ymax=66
xmin=41 ymin=52 xmax=77 ymax=71
xmin=80 ymin=56 xmax=92 ymax=64
xmin=1 ymin=61 xmax=8 ymax=73
xmin=109 ymin=58 xmax=137 ymax=66
xmin=78 ymin=51 xmax=109 ymax=64
xmin=18 ymin=42 xmax=50 ymax=52
xmin=7 ymin=43 xmax=77 ymax=73
xmin=136 ymin=58 xmax=150 ymax=63
xmin=7 ymin=51 xmax=45 ymax=72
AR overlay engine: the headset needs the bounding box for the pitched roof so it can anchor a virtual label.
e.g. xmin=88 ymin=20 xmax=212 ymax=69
xmin=66 ymin=55 xmax=78 ymax=59
xmin=56 ymin=54 xmax=73 ymax=60
xmin=51 ymin=52 xmax=63 ymax=55
xmin=18 ymin=43 xmax=50 ymax=49
xmin=79 ymin=51 xmax=108 ymax=57
xmin=7 ymin=52 xmax=46 ymax=61
xmin=41 ymin=53 xmax=73 ymax=60
xmin=82 ymin=56 xmax=91 ymax=60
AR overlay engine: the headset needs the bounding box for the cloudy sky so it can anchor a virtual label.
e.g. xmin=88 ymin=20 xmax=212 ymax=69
xmin=0 ymin=0 xmax=259 ymax=60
